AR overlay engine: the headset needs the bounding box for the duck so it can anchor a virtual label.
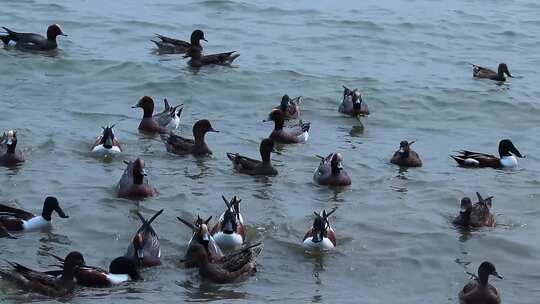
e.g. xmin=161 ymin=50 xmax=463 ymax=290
xmin=453 ymin=193 xmax=496 ymax=228
xmin=132 ymin=96 xmax=182 ymax=134
xmin=459 ymin=261 xmax=502 ymax=304
xmin=183 ymin=47 xmax=240 ymax=68
xmin=0 ymin=251 xmax=85 ymax=297
xmin=0 ymin=196 xmax=68 ymax=232
xmin=45 ymin=253 xmax=141 ymax=288
xmin=152 ymin=29 xmax=207 ymax=54
xmin=272 ymin=94 xmax=302 ymax=120
xmin=186 ymin=242 xmax=262 ymax=284
xmin=338 ymin=85 xmax=369 ymax=117
xmin=117 ymin=158 xmax=155 ymax=199
xmin=226 ymin=138 xmax=278 ymax=176
xmin=0 ymin=130 xmax=24 ymax=166
xmin=177 ymin=215 xmax=224 ymax=267
xmin=126 ymin=209 xmax=163 ymax=268
xmin=471 ymin=63 xmax=512 ymax=82
xmin=211 ymin=196 xmax=245 ymax=251
xmin=0 ymin=24 xmax=67 ymax=51
xmin=302 ymin=208 xmax=337 ymax=250
xmin=451 ymin=139 xmax=524 ymax=169
xmin=390 ymin=140 xmax=422 ymax=167
xmin=313 ymin=153 xmax=351 ymax=186
xmin=155 ymin=98 xmax=183 ymax=131
xmin=91 ymin=125 xmax=122 ymax=153
xmin=162 ymin=119 xmax=218 ymax=156
xmin=264 ymin=109 xmax=310 ymax=144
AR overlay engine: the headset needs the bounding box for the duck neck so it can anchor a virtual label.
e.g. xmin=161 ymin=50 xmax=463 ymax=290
xmin=6 ymin=143 xmax=16 ymax=154
xmin=60 ymin=267 xmax=76 ymax=285
xmin=142 ymin=106 xmax=154 ymax=118
xmin=261 ymin=150 xmax=271 ymax=164
xmin=331 ymin=165 xmax=341 ymax=175
xmin=478 ymin=271 xmax=489 ymax=286
xmin=273 ymin=119 xmax=284 ymax=131
xmin=460 ymin=211 xmax=471 ymax=225
xmin=133 ymin=173 xmax=144 ymax=185
xmin=194 ymin=131 xmax=206 ymax=145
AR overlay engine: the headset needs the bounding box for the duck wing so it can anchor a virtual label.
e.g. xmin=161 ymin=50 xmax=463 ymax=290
xmin=154 ymin=34 xmax=190 ymax=48
xmin=4 ymin=261 xmax=62 ymax=290
xmin=136 ymin=210 xmax=163 ymax=259
xmin=226 ymin=153 xmax=261 ymax=171
xmin=201 ymin=51 xmax=240 ymax=65
xmin=163 ymin=133 xmax=195 ymax=154
xmin=219 ymin=243 xmax=263 ymax=272
xmin=471 ymin=64 xmax=496 ymax=78
xmin=0 ymin=204 xmax=34 ymax=220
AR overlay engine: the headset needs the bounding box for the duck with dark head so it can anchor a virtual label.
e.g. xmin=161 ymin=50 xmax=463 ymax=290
xmin=471 ymin=63 xmax=512 ymax=82
xmin=459 ymin=261 xmax=502 ymax=304
xmin=313 ymin=152 xmax=351 ymax=186
xmin=163 ymin=119 xmax=218 ymax=156
xmin=178 ymin=214 xmax=224 ymax=267
xmin=0 ymin=24 xmax=67 ymax=51
xmin=211 ymin=196 xmax=245 ymax=251
xmin=91 ymin=125 xmax=122 ymax=153
xmin=453 ymin=192 xmax=495 ymax=228
xmin=451 ymin=139 xmax=524 ymax=169
xmin=390 ymin=140 xmax=422 ymax=167
xmin=183 ymin=47 xmax=240 ymax=68
xmin=272 ymin=94 xmax=302 ymax=120
xmin=152 ymin=29 xmax=207 ymax=54
xmin=227 ymin=138 xmax=278 ymax=176
xmin=132 ymin=96 xmax=181 ymax=134
xmin=302 ymin=208 xmax=337 ymax=250
xmin=0 ymin=130 xmax=24 ymax=167
xmin=265 ymin=109 xmax=310 ymax=144
xmin=0 ymin=196 xmax=68 ymax=232
xmin=117 ymin=158 xmax=155 ymax=199
xmin=339 ymin=85 xmax=370 ymax=117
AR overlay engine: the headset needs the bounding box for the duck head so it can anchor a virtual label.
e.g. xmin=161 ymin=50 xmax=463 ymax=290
xmin=220 ymin=195 xmax=242 ymax=234
xmin=46 ymin=24 xmax=67 ymax=41
xmin=63 ymin=251 xmax=85 ymax=276
xmin=343 ymin=85 xmax=362 ymax=106
xmin=193 ymin=119 xmax=218 ymax=142
xmin=109 ymin=256 xmax=141 ymax=281
xmin=190 ymin=29 xmax=207 ymax=45
xmin=497 ymin=63 xmax=512 ymax=78
xmin=260 ymin=138 xmax=277 ymax=163
xmin=398 ymin=140 xmax=416 ymax=157
xmin=330 ymin=153 xmax=345 ymax=175
xmin=2 ymin=130 xmax=17 ymax=153
xmin=42 ymin=196 xmax=69 ymax=221
xmin=100 ymin=125 xmax=116 ymax=149
xmin=498 ymin=139 xmax=523 ymax=158
xmin=477 ymin=261 xmax=502 ymax=285
xmin=131 ymin=158 xmax=147 ymax=184
xmin=132 ymin=233 xmax=145 ymax=265
xmin=177 ymin=215 xmax=213 ymax=245
xmin=264 ymin=109 xmax=285 ymax=130
xmin=311 ymin=208 xmax=337 ymax=243
xmin=459 ymin=197 xmax=473 ymax=221
xmin=132 ymin=96 xmax=155 ymax=118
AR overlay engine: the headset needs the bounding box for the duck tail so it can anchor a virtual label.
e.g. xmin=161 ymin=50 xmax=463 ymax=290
xmin=0 ymin=27 xmax=15 ymax=44
xmin=300 ymin=121 xmax=310 ymax=132
xmin=450 ymin=155 xmax=465 ymax=166
xmin=226 ymin=152 xmax=237 ymax=162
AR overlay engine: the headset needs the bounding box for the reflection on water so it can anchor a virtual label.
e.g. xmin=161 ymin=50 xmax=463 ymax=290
xmin=178 ymin=279 xmax=249 ymax=302
xmin=349 ymin=123 xmax=364 ymax=137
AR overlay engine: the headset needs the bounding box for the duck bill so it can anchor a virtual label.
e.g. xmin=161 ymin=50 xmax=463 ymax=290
xmin=140 ymin=169 xmax=147 ymax=176
xmin=131 ymin=104 xmax=140 ymax=109
xmin=493 ymin=272 xmax=503 ymax=279
xmin=202 ymin=38 xmax=208 ymax=42
xmin=55 ymin=205 xmax=69 ymax=219
xmin=510 ymin=144 xmax=523 ymax=158
xmin=209 ymin=128 xmax=219 ymax=133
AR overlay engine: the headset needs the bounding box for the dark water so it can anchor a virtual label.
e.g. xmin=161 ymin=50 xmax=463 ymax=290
xmin=1 ymin=0 xmax=540 ymax=303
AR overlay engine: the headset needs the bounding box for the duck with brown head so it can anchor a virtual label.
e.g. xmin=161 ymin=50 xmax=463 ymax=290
xmin=264 ymin=109 xmax=310 ymax=144
xmin=125 ymin=209 xmax=163 ymax=268
xmin=178 ymin=214 xmax=224 ymax=267
xmin=132 ymin=96 xmax=182 ymax=134
xmin=163 ymin=119 xmax=218 ymax=156
xmin=390 ymin=140 xmax=422 ymax=167
xmin=0 ymin=24 xmax=66 ymax=51
xmin=313 ymin=153 xmax=351 ymax=186
xmin=226 ymin=138 xmax=278 ymax=176
xmin=117 ymin=158 xmax=154 ymax=199
xmin=471 ymin=63 xmax=512 ymax=82
xmin=459 ymin=261 xmax=502 ymax=304
xmin=152 ymin=29 xmax=207 ymax=54
xmin=272 ymin=94 xmax=302 ymax=120
xmin=0 ymin=130 xmax=24 ymax=167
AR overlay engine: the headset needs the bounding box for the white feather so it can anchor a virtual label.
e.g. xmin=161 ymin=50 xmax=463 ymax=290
xmin=22 ymin=216 xmax=50 ymax=231
xmin=92 ymin=144 xmax=121 ymax=153
xmin=105 ymin=273 xmax=130 ymax=285
xmin=213 ymin=232 xmax=243 ymax=250
xmin=464 ymin=158 xmax=480 ymax=166
xmin=166 ymin=116 xmax=180 ymax=130
xmin=500 ymin=155 xmax=518 ymax=168
xmin=297 ymin=131 xmax=309 ymax=143
xmin=302 ymin=237 xmax=335 ymax=250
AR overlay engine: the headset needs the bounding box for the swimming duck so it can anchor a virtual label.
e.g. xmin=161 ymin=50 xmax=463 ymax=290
xmin=265 ymin=109 xmax=310 ymax=144
xmin=152 ymin=29 xmax=207 ymax=54
xmin=117 ymin=158 xmax=155 ymax=199
xmin=162 ymin=119 xmax=218 ymax=156
xmin=91 ymin=125 xmax=122 ymax=153
xmin=226 ymin=138 xmax=278 ymax=176
xmin=186 ymin=242 xmax=262 ymax=284
xmin=0 ymin=251 xmax=84 ymax=297
xmin=0 ymin=196 xmax=68 ymax=232
xmin=183 ymin=47 xmax=240 ymax=68
xmin=313 ymin=153 xmax=351 ymax=186
xmin=390 ymin=140 xmax=422 ymax=167
xmin=177 ymin=215 xmax=224 ymax=267
xmin=211 ymin=196 xmax=245 ymax=251
xmin=451 ymin=139 xmax=524 ymax=169
xmin=155 ymin=98 xmax=183 ymax=130
xmin=453 ymin=193 xmax=496 ymax=228
xmin=302 ymin=208 xmax=337 ymax=250
xmin=338 ymin=85 xmax=369 ymax=117
xmin=126 ymin=209 xmax=163 ymax=268
xmin=471 ymin=63 xmax=512 ymax=82
xmin=272 ymin=95 xmax=302 ymax=120
xmin=459 ymin=261 xmax=502 ymax=304
xmin=0 ymin=130 xmax=24 ymax=166
xmin=45 ymin=253 xmax=141 ymax=288
xmin=0 ymin=24 xmax=67 ymax=51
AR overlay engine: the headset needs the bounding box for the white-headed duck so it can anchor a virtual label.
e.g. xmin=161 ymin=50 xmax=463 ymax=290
xmin=163 ymin=119 xmax=218 ymax=156
xmin=459 ymin=261 xmax=502 ymax=304
xmin=265 ymin=109 xmax=310 ymax=144
xmin=390 ymin=140 xmax=422 ymax=167
xmin=0 ymin=196 xmax=68 ymax=232
xmin=302 ymin=208 xmax=337 ymax=251
xmin=226 ymin=138 xmax=278 ymax=176
xmin=451 ymin=139 xmax=524 ymax=169
xmin=211 ymin=196 xmax=245 ymax=251
xmin=339 ymin=85 xmax=369 ymax=117
xmin=125 ymin=209 xmax=163 ymax=268
xmin=453 ymin=193 xmax=496 ymax=228
xmin=272 ymin=94 xmax=302 ymax=120
xmin=0 ymin=130 xmax=24 ymax=167
xmin=91 ymin=125 xmax=122 ymax=153
xmin=0 ymin=24 xmax=67 ymax=51
xmin=152 ymin=29 xmax=207 ymax=54
xmin=313 ymin=153 xmax=351 ymax=186
xmin=183 ymin=47 xmax=240 ymax=68
xmin=186 ymin=242 xmax=262 ymax=284
xmin=471 ymin=63 xmax=512 ymax=82
xmin=178 ymin=215 xmax=224 ymax=267
xmin=117 ymin=158 xmax=155 ymax=199
xmin=0 ymin=251 xmax=84 ymax=297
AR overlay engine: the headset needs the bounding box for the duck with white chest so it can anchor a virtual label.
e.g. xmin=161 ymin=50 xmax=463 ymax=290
xmin=211 ymin=196 xmax=246 ymax=251
xmin=302 ymin=208 xmax=337 ymax=251
xmin=91 ymin=125 xmax=122 ymax=154
xmin=0 ymin=196 xmax=68 ymax=232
